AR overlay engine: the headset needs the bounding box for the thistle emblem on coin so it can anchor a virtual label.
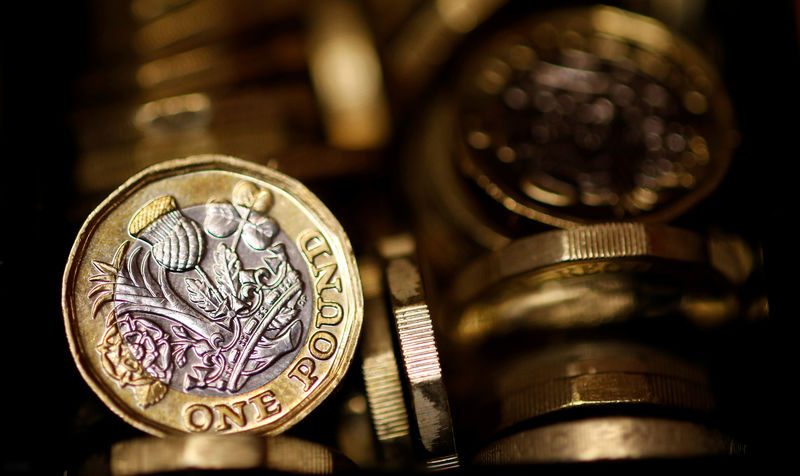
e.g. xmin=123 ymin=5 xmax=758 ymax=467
xmin=89 ymin=181 xmax=311 ymax=407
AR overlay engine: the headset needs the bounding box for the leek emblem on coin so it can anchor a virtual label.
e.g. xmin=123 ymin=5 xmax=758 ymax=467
xmin=63 ymin=156 xmax=363 ymax=435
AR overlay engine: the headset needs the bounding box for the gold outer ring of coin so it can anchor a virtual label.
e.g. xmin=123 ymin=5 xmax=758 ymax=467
xmin=110 ymin=434 xmax=355 ymax=475
xmin=473 ymin=416 xmax=745 ymax=464
xmin=453 ymin=5 xmax=739 ymax=228
xmin=444 ymin=222 xmax=748 ymax=343
xmin=62 ymin=155 xmax=363 ymax=436
xmin=455 ymin=341 xmax=715 ymax=443
xmin=381 ymin=235 xmax=460 ymax=470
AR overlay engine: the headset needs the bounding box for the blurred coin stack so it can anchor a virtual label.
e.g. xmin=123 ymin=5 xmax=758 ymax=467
xmin=400 ymin=2 xmax=763 ymax=466
xmin=71 ymin=0 xmax=403 ymax=215
xmin=66 ymin=0 xmax=768 ymax=473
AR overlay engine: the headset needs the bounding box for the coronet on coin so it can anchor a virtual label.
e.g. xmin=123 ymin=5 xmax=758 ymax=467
xmin=62 ymin=155 xmax=363 ymax=435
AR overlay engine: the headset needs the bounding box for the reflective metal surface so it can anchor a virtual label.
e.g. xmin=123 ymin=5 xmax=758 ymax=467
xmin=1 ymin=0 xmax=791 ymax=473
xmin=63 ymin=156 xmax=364 ymax=436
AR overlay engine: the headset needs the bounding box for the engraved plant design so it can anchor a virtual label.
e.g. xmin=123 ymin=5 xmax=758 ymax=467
xmin=89 ymin=182 xmax=308 ymax=407
xmin=91 ymin=241 xmax=169 ymax=408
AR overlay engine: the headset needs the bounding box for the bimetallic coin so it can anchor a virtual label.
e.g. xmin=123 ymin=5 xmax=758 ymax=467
xmin=455 ymin=6 xmax=738 ymax=227
xmin=62 ymin=155 xmax=363 ymax=435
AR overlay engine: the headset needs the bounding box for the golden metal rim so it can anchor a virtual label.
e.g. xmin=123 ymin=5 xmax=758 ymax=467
xmin=447 ymin=222 xmax=716 ymax=308
xmin=441 ymin=223 xmax=745 ymax=343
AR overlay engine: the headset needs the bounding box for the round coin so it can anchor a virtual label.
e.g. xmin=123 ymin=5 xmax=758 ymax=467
xmin=405 ymin=5 xmax=739 ymax=250
xmin=455 ymin=6 xmax=738 ymax=228
xmin=62 ymin=155 xmax=363 ymax=436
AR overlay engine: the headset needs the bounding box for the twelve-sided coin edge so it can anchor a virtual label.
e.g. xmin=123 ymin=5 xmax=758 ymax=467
xmin=62 ymin=155 xmax=364 ymax=436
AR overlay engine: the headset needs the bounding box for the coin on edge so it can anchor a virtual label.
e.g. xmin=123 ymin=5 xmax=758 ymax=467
xmin=358 ymin=255 xmax=414 ymax=468
xmin=62 ymin=155 xmax=363 ymax=435
xmin=381 ymin=235 xmax=460 ymax=470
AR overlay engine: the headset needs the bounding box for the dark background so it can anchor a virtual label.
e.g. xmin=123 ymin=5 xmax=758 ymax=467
xmin=2 ymin=1 xmax=798 ymax=473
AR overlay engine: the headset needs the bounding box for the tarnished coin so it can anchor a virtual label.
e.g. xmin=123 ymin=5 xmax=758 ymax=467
xmin=62 ymin=155 xmax=363 ymax=435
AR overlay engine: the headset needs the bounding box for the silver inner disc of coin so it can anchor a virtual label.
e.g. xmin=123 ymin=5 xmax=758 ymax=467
xmin=109 ymin=203 xmax=314 ymax=397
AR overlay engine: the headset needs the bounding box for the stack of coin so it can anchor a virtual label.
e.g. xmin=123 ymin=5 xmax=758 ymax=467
xmin=442 ymin=222 xmax=752 ymax=346
xmin=397 ymin=3 xmax=755 ymax=464
xmin=71 ymin=0 xmax=392 ymax=208
xmin=58 ymin=1 xmax=767 ymax=471
xmin=435 ymin=223 xmax=752 ymax=460
xmin=459 ymin=341 xmax=744 ymax=463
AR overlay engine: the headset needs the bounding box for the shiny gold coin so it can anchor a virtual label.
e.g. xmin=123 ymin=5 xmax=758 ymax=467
xmin=444 ymin=223 xmax=747 ymax=344
xmin=358 ymin=255 xmax=414 ymax=468
xmin=381 ymin=234 xmax=460 ymax=470
xmin=62 ymin=155 xmax=363 ymax=435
